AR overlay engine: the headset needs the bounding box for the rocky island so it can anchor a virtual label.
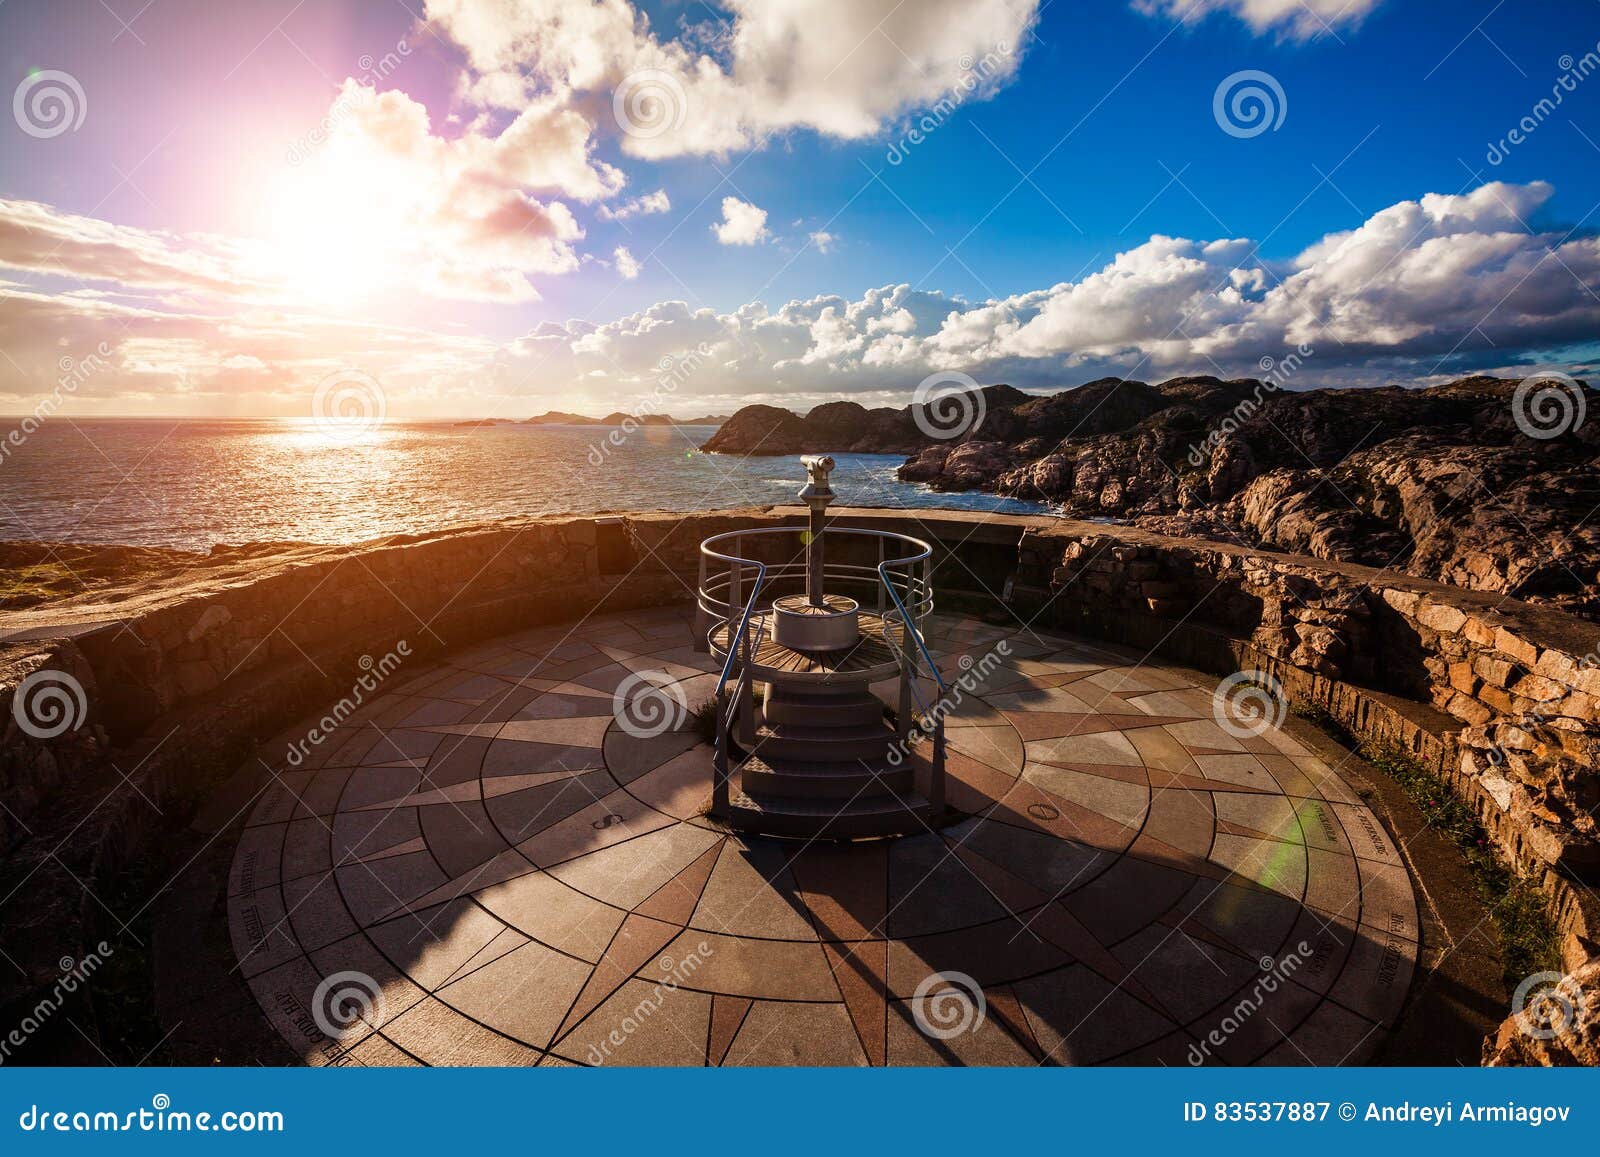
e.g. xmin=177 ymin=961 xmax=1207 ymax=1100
xmin=701 ymin=376 xmax=1600 ymax=617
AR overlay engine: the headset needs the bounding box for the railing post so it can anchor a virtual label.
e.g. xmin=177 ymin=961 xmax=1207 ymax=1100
xmin=694 ymin=549 xmax=710 ymax=652
xmin=896 ymin=641 xmax=914 ymax=746
xmin=737 ymin=655 xmax=756 ymax=747
xmin=877 ymin=538 xmax=886 ymax=616
xmin=712 ymin=687 xmax=730 ymax=814
xmin=930 ymin=718 xmax=947 ymax=815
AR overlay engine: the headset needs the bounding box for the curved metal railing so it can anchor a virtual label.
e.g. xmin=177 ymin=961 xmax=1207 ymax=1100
xmin=698 ymin=525 xmax=936 ymax=694
xmin=698 ymin=523 xmax=948 ymax=818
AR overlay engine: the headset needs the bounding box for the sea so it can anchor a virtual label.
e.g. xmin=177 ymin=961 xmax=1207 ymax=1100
xmin=0 ymin=419 xmax=1049 ymax=551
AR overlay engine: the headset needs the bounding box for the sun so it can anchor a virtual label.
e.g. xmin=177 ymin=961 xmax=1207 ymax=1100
xmin=259 ymin=143 xmax=421 ymax=305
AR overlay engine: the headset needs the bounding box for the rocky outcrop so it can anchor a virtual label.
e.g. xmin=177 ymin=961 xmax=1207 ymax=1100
xmin=1483 ymin=959 xmax=1600 ymax=1066
xmin=706 ymin=375 xmax=1600 ymax=616
xmin=699 ymin=386 xmax=1031 ymax=456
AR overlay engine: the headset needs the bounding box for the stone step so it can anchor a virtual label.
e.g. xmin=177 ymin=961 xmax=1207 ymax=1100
xmin=725 ymin=789 xmax=935 ymax=839
xmin=738 ymin=753 xmax=912 ymax=801
xmin=748 ymin=720 xmax=896 ymax=762
xmin=760 ymin=691 xmax=884 ymax=727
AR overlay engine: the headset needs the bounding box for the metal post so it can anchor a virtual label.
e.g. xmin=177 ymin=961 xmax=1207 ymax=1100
xmin=798 ymin=455 xmax=835 ymax=607
xmin=712 ymin=688 xmax=731 ymax=814
xmin=896 ymin=644 xmax=914 ymax=745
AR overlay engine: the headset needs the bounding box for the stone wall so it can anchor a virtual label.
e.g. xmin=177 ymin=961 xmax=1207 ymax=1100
xmin=2 ymin=506 xmax=1598 ymax=1059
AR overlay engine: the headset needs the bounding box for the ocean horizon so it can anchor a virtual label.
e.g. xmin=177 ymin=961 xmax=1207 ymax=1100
xmin=0 ymin=417 xmax=1047 ymax=551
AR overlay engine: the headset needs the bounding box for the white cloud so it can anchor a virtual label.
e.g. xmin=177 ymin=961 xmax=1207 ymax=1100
xmin=0 ymin=199 xmax=254 ymax=295
xmin=713 ymin=197 xmax=770 ymax=246
xmin=597 ymin=188 xmax=671 ymax=222
xmin=3 ymin=182 xmax=1595 ymax=416
xmin=614 ymin=245 xmax=641 ymax=279
xmin=268 ymin=81 xmax=592 ymax=303
xmin=423 ymin=0 xmax=1041 ymax=158
xmin=809 ymin=230 xmax=838 ymax=253
xmin=1134 ymin=0 xmax=1383 ymax=39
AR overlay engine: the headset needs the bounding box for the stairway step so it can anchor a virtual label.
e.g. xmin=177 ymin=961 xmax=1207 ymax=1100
xmin=739 ymin=753 xmax=912 ymax=800
xmin=726 ymin=789 xmax=934 ymax=839
xmin=761 ymin=694 xmax=884 ymax=727
xmin=749 ymin=721 xmax=896 ymax=762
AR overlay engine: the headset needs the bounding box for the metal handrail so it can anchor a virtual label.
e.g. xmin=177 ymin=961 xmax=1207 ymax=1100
xmin=712 ymin=561 xmax=767 ymax=696
xmin=699 ymin=524 xmax=941 ymax=700
xmin=878 ymin=559 xmax=946 ymax=704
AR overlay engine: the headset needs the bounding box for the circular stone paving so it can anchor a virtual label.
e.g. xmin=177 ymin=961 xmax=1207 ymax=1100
xmin=226 ymin=605 xmax=1418 ymax=1067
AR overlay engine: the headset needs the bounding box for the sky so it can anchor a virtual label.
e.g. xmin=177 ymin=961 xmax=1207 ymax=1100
xmin=1 ymin=0 xmax=1598 ymax=419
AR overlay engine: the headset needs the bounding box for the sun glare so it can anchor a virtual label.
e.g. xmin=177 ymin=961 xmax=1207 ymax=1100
xmin=261 ymin=145 xmax=418 ymax=304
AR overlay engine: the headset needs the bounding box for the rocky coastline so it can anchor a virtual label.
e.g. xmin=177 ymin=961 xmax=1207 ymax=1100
xmin=700 ymin=376 xmax=1600 ymax=616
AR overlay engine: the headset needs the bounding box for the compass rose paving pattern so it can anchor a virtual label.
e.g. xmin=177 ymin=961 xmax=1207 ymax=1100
xmin=226 ymin=606 xmax=1418 ymax=1067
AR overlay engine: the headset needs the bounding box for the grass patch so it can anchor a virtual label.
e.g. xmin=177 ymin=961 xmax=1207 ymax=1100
xmin=1294 ymin=703 xmax=1561 ymax=987
xmin=0 ymin=562 xmax=85 ymax=609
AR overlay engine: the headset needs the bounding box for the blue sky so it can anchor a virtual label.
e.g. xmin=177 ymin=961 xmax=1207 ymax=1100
xmin=1 ymin=0 xmax=1597 ymax=416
